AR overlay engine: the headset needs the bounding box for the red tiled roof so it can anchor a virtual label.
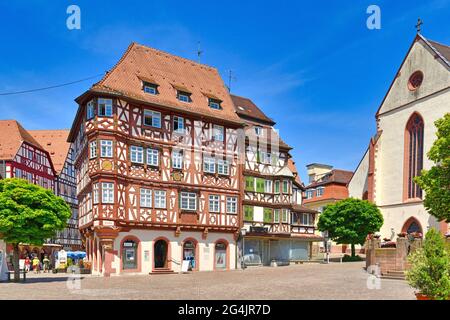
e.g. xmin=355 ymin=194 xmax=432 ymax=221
xmin=230 ymin=94 xmax=275 ymax=125
xmin=29 ymin=130 xmax=70 ymax=174
xmin=288 ymin=158 xmax=303 ymax=186
xmin=87 ymin=42 xmax=242 ymax=125
xmin=0 ymin=120 xmax=43 ymax=160
xmin=306 ymin=169 xmax=353 ymax=188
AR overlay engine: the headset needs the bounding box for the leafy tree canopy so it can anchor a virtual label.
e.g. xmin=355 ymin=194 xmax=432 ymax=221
xmin=317 ymin=198 xmax=383 ymax=255
xmin=415 ymin=113 xmax=450 ymax=223
xmin=0 ymin=178 xmax=71 ymax=245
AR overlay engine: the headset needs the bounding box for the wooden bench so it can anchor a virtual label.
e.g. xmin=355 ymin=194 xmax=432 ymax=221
xmin=6 ymin=270 xmax=27 ymax=282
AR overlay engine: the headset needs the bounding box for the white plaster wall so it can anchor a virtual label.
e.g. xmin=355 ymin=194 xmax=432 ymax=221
xmin=379 ymin=203 xmax=441 ymax=238
xmin=0 ymin=240 xmax=5 ymax=252
xmin=376 ymin=90 xmax=450 ymax=206
xmin=348 ymin=148 xmax=369 ymax=199
xmin=253 ymin=206 xmax=264 ymax=222
xmin=111 ymin=229 xmax=236 ymax=275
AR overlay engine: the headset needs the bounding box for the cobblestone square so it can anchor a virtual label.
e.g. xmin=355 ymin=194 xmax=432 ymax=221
xmin=0 ymin=262 xmax=415 ymax=300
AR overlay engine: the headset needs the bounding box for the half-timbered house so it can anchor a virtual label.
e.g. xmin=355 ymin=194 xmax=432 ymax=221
xmin=68 ymin=43 xmax=244 ymax=275
xmin=30 ymin=130 xmax=83 ymax=250
xmin=231 ymin=95 xmax=321 ymax=266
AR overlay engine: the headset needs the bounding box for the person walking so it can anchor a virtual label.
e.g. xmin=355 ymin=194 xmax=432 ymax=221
xmin=24 ymin=256 xmax=31 ymax=273
xmin=43 ymin=255 xmax=50 ymax=273
xmin=32 ymin=256 xmax=40 ymax=274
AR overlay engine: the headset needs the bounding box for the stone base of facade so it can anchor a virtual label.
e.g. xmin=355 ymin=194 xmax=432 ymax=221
xmin=85 ymin=228 xmax=236 ymax=276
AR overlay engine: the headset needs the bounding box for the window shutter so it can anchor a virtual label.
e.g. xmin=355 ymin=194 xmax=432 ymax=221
xmin=263 ymin=208 xmax=273 ymax=223
xmin=256 ymin=151 xmax=261 ymax=163
xmin=256 ymin=178 xmax=265 ymax=193
xmin=245 ymin=177 xmax=255 ymax=192
xmin=244 ymin=206 xmax=253 ymax=221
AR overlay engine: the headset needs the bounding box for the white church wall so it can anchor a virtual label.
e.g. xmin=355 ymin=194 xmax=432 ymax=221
xmin=348 ymin=148 xmax=369 ymax=199
xmin=379 ymin=38 xmax=450 ymax=115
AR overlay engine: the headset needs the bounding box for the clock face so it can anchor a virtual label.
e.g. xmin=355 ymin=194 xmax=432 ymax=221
xmin=102 ymin=160 xmax=113 ymax=171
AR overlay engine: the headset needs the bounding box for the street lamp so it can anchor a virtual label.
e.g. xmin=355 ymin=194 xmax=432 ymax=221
xmin=241 ymin=228 xmax=247 ymax=269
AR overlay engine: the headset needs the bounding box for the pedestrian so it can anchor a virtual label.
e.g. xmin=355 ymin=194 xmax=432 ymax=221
xmin=43 ymin=255 xmax=50 ymax=273
xmin=24 ymin=256 xmax=31 ymax=272
xmin=32 ymin=256 xmax=40 ymax=274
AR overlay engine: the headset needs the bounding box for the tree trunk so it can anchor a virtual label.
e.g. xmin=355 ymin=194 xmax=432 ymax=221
xmin=13 ymin=243 xmax=20 ymax=282
xmin=351 ymin=243 xmax=356 ymax=258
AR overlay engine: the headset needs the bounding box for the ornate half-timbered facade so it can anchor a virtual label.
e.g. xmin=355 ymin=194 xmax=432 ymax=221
xmin=30 ymin=130 xmax=83 ymax=250
xmin=68 ymin=43 xmax=244 ymax=275
xmin=231 ymin=95 xmax=321 ymax=266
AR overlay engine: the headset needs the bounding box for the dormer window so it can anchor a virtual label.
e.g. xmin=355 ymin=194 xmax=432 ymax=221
xmin=98 ymin=98 xmax=113 ymax=117
xmin=254 ymin=126 xmax=263 ymax=136
xmin=208 ymin=98 xmax=222 ymax=110
xmin=177 ymin=91 xmax=191 ymax=103
xmin=143 ymin=82 xmax=158 ymax=95
xmin=86 ymin=100 xmax=95 ymax=120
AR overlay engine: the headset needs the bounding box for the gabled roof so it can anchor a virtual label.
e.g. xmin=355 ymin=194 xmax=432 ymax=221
xmin=230 ymin=94 xmax=275 ymax=125
xmin=0 ymin=120 xmax=43 ymax=160
xmin=305 ymin=169 xmax=353 ymax=188
xmin=81 ymin=42 xmax=242 ymax=125
xmin=375 ymin=34 xmax=450 ymax=117
xmin=29 ymin=130 xmax=71 ymax=174
xmin=288 ymin=158 xmax=303 ymax=187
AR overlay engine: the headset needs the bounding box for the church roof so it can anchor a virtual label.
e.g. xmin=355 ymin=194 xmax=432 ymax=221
xmin=427 ymin=39 xmax=450 ymax=66
xmin=79 ymin=42 xmax=243 ymax=125
xmin=0 ymin=120 xmax=43 ymax=161
xmin=230 ymin=94 xmax=275 ymax=125
xmin=29 ymin=129 xmax=71 ymax=175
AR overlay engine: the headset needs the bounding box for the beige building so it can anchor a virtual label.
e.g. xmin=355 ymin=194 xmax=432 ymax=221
xmin=349 ymin=34 xmax=450 ymax=239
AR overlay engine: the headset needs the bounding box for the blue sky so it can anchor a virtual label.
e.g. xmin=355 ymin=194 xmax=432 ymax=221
xmin=0 ymin=0 xmax=449 ymax=182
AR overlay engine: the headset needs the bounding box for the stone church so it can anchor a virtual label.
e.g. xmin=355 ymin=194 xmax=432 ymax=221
xmin=348 ymin=33 xmax=450 ymax=239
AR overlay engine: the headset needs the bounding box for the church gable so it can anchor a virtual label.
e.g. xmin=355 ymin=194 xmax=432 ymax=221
xmin=377 ymin=35 xmax=450 ymax=116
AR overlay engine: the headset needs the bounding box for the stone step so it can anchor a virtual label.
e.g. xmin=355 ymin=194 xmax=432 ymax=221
xmin=381 ymin=275 xmax=406 ymax=280
xmin=150 ymin=268 xmax=176 ymax=275
xmin=385 ymin=270 xmax=405 ymax=276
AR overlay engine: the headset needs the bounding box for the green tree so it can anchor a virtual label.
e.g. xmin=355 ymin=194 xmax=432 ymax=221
xmin=317 ymin=198 xmax=383 ymax=257
xmin=415 ymin=113 xmax=450 ymax=223
xmin=0 ymin=178 xmax=71 ymax=281
xmin=406 ymin=228 xmax=450 ymax=300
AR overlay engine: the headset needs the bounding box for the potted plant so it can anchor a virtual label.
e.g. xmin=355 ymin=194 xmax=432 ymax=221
xmin=406 ymin=229 xmax=450 ymax=300
xmin=397 ymin=232 xmax=407 ymax=238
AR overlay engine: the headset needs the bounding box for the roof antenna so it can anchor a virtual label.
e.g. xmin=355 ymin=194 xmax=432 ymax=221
xmin=227 ymin=70 xmax=236 ymax=92
xmin=197 ymin=41 xmax=203 ymax=63
xmin=415 ymin=18 xmax=423 ymax=34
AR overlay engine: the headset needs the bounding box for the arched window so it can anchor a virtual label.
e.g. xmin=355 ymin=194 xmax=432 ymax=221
xmin=404 ymin=113 xmax=424 ymax=199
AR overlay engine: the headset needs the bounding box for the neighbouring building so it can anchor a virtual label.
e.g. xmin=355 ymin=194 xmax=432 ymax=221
xmin=68 ymin=42 xmax=244 ymax=276
xmin=302 ymin=163 xmax=353 ymax=254
xmin=29 ymin=130 xmax=83 ymax=250
xmin=348 ymin=33 xmax=450 ymax=239
xmin=0 ymin=120 xmax=81 ymax=262
xmin=231 ymin=95 xmax=321 ymax=266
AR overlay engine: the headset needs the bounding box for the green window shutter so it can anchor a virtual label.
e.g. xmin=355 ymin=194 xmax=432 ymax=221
xmin=245 ymin=176 xmax=255 ymax=192
xmin=274 ymin=181 xmax=280 ymax=194
xmin=256 ymin=178 xmax=265 ymax=193
xmin=256 ymin=151 xmax=261 ymax=163
xmin=263 ymin=208 xmax=273 ymax=223
xmin=244 ymin=206 xmax=254 ymax=221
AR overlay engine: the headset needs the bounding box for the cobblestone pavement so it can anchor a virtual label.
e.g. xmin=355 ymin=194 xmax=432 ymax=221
xmin=0 ymin=262 xmax=415 ymax=300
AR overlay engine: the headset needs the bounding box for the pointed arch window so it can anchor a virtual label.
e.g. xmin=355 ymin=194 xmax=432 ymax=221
xmin=404 ymin=113 xmax=424 ymax=199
